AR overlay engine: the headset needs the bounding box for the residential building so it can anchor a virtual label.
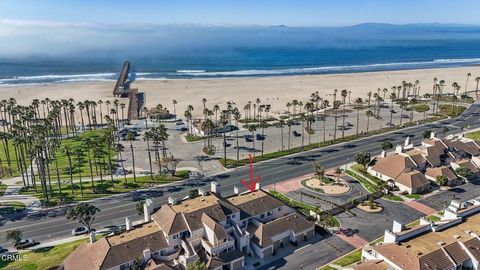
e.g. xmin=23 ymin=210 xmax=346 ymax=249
xmin=348 ymin=197 xmax=480 ymax=270
xmin=64 ymin=183 xmax=315 ymax=270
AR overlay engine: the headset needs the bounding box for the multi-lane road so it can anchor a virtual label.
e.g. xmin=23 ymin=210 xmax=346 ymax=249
xmin=1 ymin=99 xmax=480 ymax=253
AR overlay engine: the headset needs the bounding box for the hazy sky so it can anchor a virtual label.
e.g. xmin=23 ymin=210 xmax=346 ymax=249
xmin=1 ymin=0 xmax=480 ymax=26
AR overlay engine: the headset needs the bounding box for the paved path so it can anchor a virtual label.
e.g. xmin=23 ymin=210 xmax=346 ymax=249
xmin=264 ymin=173 xmax=311 ymax=193
xmin=405 ymin=200 xmax=437 ymax=215
xmin=335 ymin=232 xmax=369 ymax=249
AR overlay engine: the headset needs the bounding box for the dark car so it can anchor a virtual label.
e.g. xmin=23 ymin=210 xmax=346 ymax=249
xmin=175 ymin=121 xmax=184 ymax=126
xmin=244 ymin=135 xmax=253 ymax=142
xmin=389 ymin=109 xmax=397 ymax=113
xmin=292 ymin=131 xmax=301 ymax=137
xmin=256 ymin=134 xmax=265 ymax=140
xmin=14 ymin=239 xmax=39 ymax=250
xmin=179 ymin=127 xmax=188 ymax=132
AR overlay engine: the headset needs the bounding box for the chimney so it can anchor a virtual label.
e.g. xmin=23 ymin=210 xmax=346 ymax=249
xmin=125 ymin=217 xmax=133 ymax=231
xmin=143 ymin=248 xmax=151 ymax=262
xmin=392 ymin=220 xmax=405 ymax=233
xmin=168 ymin=196 xmax=177 ymax=205
xmin=255 ymin=181 xmax=260 ymax=191
xmin=430 ymin=132 xmax=436 ymax=139
xmin=395 ymin=144 xmax=403 ymax=154
xmin=404 ymin=136 xmax=411 ymax=146
xmin=143 ymin=199 xmax=153 ymax=223
xmin=211 ymin=181 xmax=221 ymax=195
xmin=380 ymin=150 xmax=386 ymax=158
xmin=89 ymin=232 xmax=96 ymax=243
xmin=233 ymin=185 xmax=240 ymax=195
xmin=198 ymin=187 xmax=207 ymax=196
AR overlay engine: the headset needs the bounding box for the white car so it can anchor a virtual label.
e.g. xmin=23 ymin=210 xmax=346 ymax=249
xmin=71 ymin=226 xmax=89 ymax=236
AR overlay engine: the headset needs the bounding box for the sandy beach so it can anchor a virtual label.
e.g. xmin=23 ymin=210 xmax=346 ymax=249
xmin=1 ymin=66 xmax=479 ymax=117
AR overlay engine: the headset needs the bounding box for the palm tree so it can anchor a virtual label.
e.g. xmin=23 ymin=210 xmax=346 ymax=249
xmin=63 ymin=146 xmax=75 ymax=194
xmin=278 ymin=119 xmax=285 ymax=151
xmin=126 ymin=132 xmax=136 ymax=182
xmin=286 ymin=120 xmax=293 ymax=150
xmin=248 ymin=125 xmax=256 ymax=157
xmin=143 ymin=131 xmax=154 ymax=179
xmin=233 ymin=110 xmax=241 ymax=164
xmin=399 ymin=101 xmax=407 ymax=126
xmin=389 ymin=92 xmax=396 ymax=126
xmin=354 ymin=98 xmax=363 ymax=135
xmin=465 ymin=72 xmax=472 ymax=98
xmin=202 ymin=98 xmax=207 ymax=110
xmin=172 ymin=99 xmax=177 ymax=118
xmin=321 ymin=99 xmax=329 ymax=143
xmin=366 ymin=110 xmax=373 ymax=133
xmin=213 ymin=105 xmax=220 ymax=125
xmin=73 ymin=146 xmax=84 ymax=197
xmin=220 ymin=112 xmax=229 ymax=163
xmin=286 ymin=102 xmax=292 ymax=118
xmin=451 ymin=95 xmax=458 ymax=116
xmin=382 ymin=88 xmax=388 ymax=103
xmin=340 ymin=89 xmax=348 ymax=139
xmin=475 ymin=77 xmax=480 ymax=98
xmin=332 ymin=89 xmax=338 ymax=141
xmin=299 ymin=113 xmax=306 ymax=150
xmin=259 ymin=119 xmax=268 ymax=156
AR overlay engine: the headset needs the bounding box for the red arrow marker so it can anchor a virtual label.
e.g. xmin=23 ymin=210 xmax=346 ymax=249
xmin=240 ymin=154 xmax=260 ymax=192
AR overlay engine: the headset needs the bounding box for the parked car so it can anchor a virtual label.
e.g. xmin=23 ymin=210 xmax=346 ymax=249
xmin=72 ymin=226 xmax=90 ymax=236
xmin=256 ymin=134 xmax=265 ymax=140
xmin=292 ymin=131 xmax=301 ymax=137
xmin=14 ymin=239 xmax=39 ymax=250
xmin=179 ymin=127 xmax=188 ymax=132
xmin=345 ymin=122 xmax=354 ymax=127
xmin=389 ymin=109 xmax=397 ymax=113
xmin=401 ymin=114 xmax=410 ymax=118
xmin=244 ymin=135 xmax=253 ymax=142
xmin=0 ymin=246 xmax=8 ymax=254
xmin=175 ymin=121 xmax=184 ymax=126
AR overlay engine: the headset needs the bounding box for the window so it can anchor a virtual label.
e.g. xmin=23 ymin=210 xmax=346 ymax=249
xmin=260 ymin=214 xmax=265 ymax=218
xmin=267 ymin=211 xmax=273 ymax=216
xmin=242 ymin=220 xmax=246 ymax=226
xmin=278 ymin=207 xmax=282 ymax=211
xmin=174 ymin=245 xmax=179 ymax=249
xmin=173 ymin=234 xmax=178 ymax=239
xmin=120 ymin=263 xmax=130 ymax=270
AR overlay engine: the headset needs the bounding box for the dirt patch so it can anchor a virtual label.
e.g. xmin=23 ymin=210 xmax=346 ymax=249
xmin=357 ymin=202 xmax=383 ymax=213
xmin=304 ymin=178 xmax=350 ymax=195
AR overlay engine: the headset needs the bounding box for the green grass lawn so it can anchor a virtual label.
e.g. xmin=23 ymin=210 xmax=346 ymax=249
xmin=0 ymin=201 xmax=26 ymax=216
xmin=466 ymin=130 xmax=480 ymax=140
xmin=426 ymin=215 xmax=441 ymax=222
xmin=185 ymin=134 xmax=206 ymax=142
xmin=0 ymin=139 xmax=20 ymax=177
xmin=345 ymin=170 xmax=376 ymax=193
xmin=0 ymin=238 xmax=86 ymax=270
xmin=0 ymin=129 xmax=117 ymax=180
xmin=269 ymin=190 xmax=318 ymax=215
xmin=437 ymin=104 xmax=466 ymax=117
xmin=319 ymin=249 xmax=362 ymax=269
xmin=47 ymin=130 xmax=117 ymax=180
xmin=410 ymin=103 xmax=430 ymax=113
xmin=404 ymin=194 xmax=422 ymax=199
xmin=20 ymin=171 xmax=189 ymax=206
xmin=0 ymin=183 xmax=6 ymax=196
xmin=383 ymin=194 xmax=404 ymax=202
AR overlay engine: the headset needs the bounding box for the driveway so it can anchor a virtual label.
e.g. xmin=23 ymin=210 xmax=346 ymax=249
xmin=337 ymin=198 xmax=425 ymax=241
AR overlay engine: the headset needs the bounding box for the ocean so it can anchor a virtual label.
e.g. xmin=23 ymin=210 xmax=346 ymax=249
xmin=2 ymin=24 xmax=480 ymax=85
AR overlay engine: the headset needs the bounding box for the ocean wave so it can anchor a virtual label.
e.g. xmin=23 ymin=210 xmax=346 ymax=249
xmin=173 ymin=58 xmax=480 ymax=77
xmin=176 ymin=70 xmax=206 ymax=73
